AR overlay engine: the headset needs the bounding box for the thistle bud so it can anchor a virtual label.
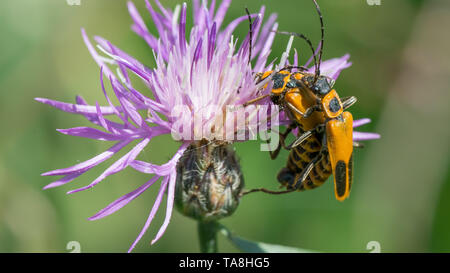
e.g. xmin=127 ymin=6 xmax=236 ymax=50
xmin=175 ymin=141 xmax=244 ymax=221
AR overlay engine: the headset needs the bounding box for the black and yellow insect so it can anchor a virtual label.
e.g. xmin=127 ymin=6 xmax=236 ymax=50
xmin=251 ymin=69 xmax=356 ymax=201
xmin=244 ymin=0 xmax=358 ymax=201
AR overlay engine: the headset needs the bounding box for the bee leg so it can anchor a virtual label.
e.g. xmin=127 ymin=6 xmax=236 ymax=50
xmin=269 ymin=123 xmax=295 ymax=159
xmin=353 ymin=141 xmax=364 ymax=148
xmin=342 ymin=96 xmax=357 ymax=110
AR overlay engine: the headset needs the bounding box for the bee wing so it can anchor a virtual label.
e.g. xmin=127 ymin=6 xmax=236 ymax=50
xmin=325 ymin=112 xmax=354 ymax=201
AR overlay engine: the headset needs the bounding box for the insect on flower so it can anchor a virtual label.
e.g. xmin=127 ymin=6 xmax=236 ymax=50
xmin=36 ymin=0 xmax=281 ymax=252
xmin=243 ymin=0 xmax=380 ymax=201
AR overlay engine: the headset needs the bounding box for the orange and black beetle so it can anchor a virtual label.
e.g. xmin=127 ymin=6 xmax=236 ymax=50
xmin=244 ymin=0 xmax=358 ymax=201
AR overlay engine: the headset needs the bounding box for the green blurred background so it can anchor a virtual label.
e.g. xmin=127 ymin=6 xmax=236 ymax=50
xmin=1 ymin=0 xmax=449 ymax=252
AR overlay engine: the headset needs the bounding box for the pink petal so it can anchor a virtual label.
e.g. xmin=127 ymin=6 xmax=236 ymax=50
xmin=67 ymin=138 xmax=150 ymax=194
xmin=314 ymin=54 xmax=352 ymax=80
xmin=353 ymin=118 xmax=372 ymax=128
xmin=35 ymin=97 xmax=117 ymax=116
xmin=353 ymin=131 xmax=381 ymax=142
xmin=128 ymin=176 xmax=168 ymax=253
xmin=42 ymin=140 xmax=131 ymax=176
xmin=151 ymin=171 xmax=176 ymax=245
xmin=82 ymin=28 xmax=116 ymax=81
xmin=56 ymin=127 xmax=122 ymax=141
xmin=130 ymin=142 xmax=189 ymax=175
xmin=43 ymin=173 xmax=83 ymax=190
xmin=128 ymin=1 xmax=159 ymax=51
xmin=213 ymin=0 xmax=231 ymax=30
xmin=88 ymin=175 xmax=160 ymax=221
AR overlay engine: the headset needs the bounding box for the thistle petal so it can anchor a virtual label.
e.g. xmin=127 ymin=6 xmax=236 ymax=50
xmin=41 ymin=140 xmax=131 ymax=177
xmin=88 ymin=175 xmax=160 ymax=221
xmin=353 ymin=131 xmax=381 ymax=142
xmin=67 ymin=138 xmax=151 ymax=194
xmin=128 ymin=177 xmax=168 ymax=253
xmin=56 ymin=127 xmax=123 ymax=141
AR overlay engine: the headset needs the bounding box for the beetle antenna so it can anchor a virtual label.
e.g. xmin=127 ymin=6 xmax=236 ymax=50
xmin=275 ymin=31 xmax=318 ymax=75
xmin=312 ymin=0 xmax=324 ymax=83
xmin=245 ymin=7 xmax=253 ymax=66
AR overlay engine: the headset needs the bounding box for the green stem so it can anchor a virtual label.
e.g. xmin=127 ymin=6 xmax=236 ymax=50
xmin=198 ymin=220 xmax=218 ymax=253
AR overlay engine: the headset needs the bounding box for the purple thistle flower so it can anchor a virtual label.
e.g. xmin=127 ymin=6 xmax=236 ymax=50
xmin=37 ymin=0 xmax=379 ymax=252
xmin=37 ymin=0 xmax=280 ymax=252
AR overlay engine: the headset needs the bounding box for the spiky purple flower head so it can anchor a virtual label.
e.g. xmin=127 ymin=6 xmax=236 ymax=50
xmin=36 ymin=0 xmax=378 ymax=252
xmin=36 ymin=0 xmax=281 ymax=252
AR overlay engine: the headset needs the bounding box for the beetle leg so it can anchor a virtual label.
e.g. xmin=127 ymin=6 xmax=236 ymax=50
xmin=287 ymin=123 xmax=324 ymax=149
xmin=353 ymin=141 xmax=365 ymax=148
xmin=302 ymin=104 xmax=322 ymax=118
xmin=286 ymin=101 xmax=321 ymax=119
xmin=243 ymin=94 xmax=270 ymax=107
xmin=279 ymin=65 xmax=309 ymax=72
xmin=341 ymin=96 xmax=357 ymax=110
xmin=292 ymin=152 xmax=324 ymax=190
xmin=240 ymin=187 xmax=295 ymax=196
xmin=287 ymin=130 xmax=312 ymax=149
xmin=286 ymin=102 xmax=305 ymax=116
xmin=269 ymin=123 xmax=296 ymax=159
